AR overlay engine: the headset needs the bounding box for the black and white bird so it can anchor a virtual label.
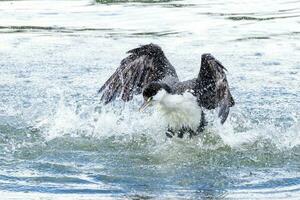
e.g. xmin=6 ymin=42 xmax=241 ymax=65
xmin=98 ymin=44 xmax=235 ymax=138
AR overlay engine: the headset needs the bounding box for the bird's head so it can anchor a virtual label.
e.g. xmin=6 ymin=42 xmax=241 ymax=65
xmin=139 ymin=82 xmax=172 ymax=112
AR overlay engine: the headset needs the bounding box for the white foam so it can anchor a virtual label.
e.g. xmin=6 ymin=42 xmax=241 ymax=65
xmin=28 ymin=90 xmax=300 ymax=152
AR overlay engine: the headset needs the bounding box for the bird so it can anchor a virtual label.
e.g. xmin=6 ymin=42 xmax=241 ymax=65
xmin=98 ymin=43 xmax=235 ymax=138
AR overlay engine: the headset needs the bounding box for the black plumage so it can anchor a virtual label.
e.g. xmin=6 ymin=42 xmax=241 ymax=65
xmin=99 ymin=43 xmax=235 ymax=128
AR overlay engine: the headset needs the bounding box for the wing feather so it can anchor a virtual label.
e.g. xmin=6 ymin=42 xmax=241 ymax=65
xmin=197 ymin=54 xmax=235 ymax=124
xmin=99 ymin=44 xmax=178 ymax=104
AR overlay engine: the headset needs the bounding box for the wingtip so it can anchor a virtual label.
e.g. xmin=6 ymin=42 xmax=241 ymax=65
xmin=201 ymin=53 xmax=217 ymax=63
xmin=127 ymin=43 xmax=163 ymax=55
xmin=219 ymin=106 xmax=230 ymax=124
xmin=201 ymin=53 xmax=212 ymax=59
xmin=201 ymin=53 xmax=228 ymax=71
xmin=98 ymin=86 xmax=105 ymax=94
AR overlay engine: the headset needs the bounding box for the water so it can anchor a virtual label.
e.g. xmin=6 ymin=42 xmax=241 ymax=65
xmin=0 ymin=0 xmax=299 ymax=199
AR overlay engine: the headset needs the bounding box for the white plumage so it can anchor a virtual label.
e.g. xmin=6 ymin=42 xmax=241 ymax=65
xmin=153 ymin=90 xmax=202 ymax=131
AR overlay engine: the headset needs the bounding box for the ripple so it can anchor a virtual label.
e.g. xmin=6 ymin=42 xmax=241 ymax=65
xmin=227 ymin=14 xmax=300 ymax=21
xmin=0 ymin=26 xmax=187 ymax=38
xmin=234 ymin=36 xmax=270 ymax=41
xmin=0 ymin=26 xmax=114 ymax=33
xmin=95 ymin=0 xmax=176 ymax=3
xmin=0 ymin=0 xmax=300 ymax=198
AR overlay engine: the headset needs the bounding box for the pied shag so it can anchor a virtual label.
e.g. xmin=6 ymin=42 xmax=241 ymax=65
xmin=98 ymin=44 xmax=235 ymax=138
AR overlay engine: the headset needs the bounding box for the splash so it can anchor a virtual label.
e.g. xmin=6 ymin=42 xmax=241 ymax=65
xmin=25 ymin=91 xmax=299 ymax=156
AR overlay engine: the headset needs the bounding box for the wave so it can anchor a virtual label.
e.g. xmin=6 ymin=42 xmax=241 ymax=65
xmin=1 ymin=91 xmax=298 ymax=169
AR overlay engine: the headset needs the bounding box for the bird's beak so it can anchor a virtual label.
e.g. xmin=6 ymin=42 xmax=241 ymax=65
xmin=139 ymin=98 xmax=152 ymax=112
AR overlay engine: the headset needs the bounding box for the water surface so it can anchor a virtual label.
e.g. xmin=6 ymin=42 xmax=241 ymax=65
xmin=0 ymin=0 xmax=300 ymax=199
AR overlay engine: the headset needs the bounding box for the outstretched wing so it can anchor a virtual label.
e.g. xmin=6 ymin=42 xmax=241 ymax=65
xmin=197 ymin=54 xmax=235 ymax=124
xmin=99 ymin=44 xmax=178 ymax=104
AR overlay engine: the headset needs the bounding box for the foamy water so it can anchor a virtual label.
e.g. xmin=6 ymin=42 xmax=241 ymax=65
xmin=0 ymin=0 xmax=299 ymax=199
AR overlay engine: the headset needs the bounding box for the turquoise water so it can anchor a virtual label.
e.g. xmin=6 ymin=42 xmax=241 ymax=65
xmin=0 ymin=0 xmax=299 ymax=199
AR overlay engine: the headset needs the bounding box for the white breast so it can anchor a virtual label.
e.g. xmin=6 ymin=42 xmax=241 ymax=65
xmin=156 ymin=91 xmax=202 ymax=130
